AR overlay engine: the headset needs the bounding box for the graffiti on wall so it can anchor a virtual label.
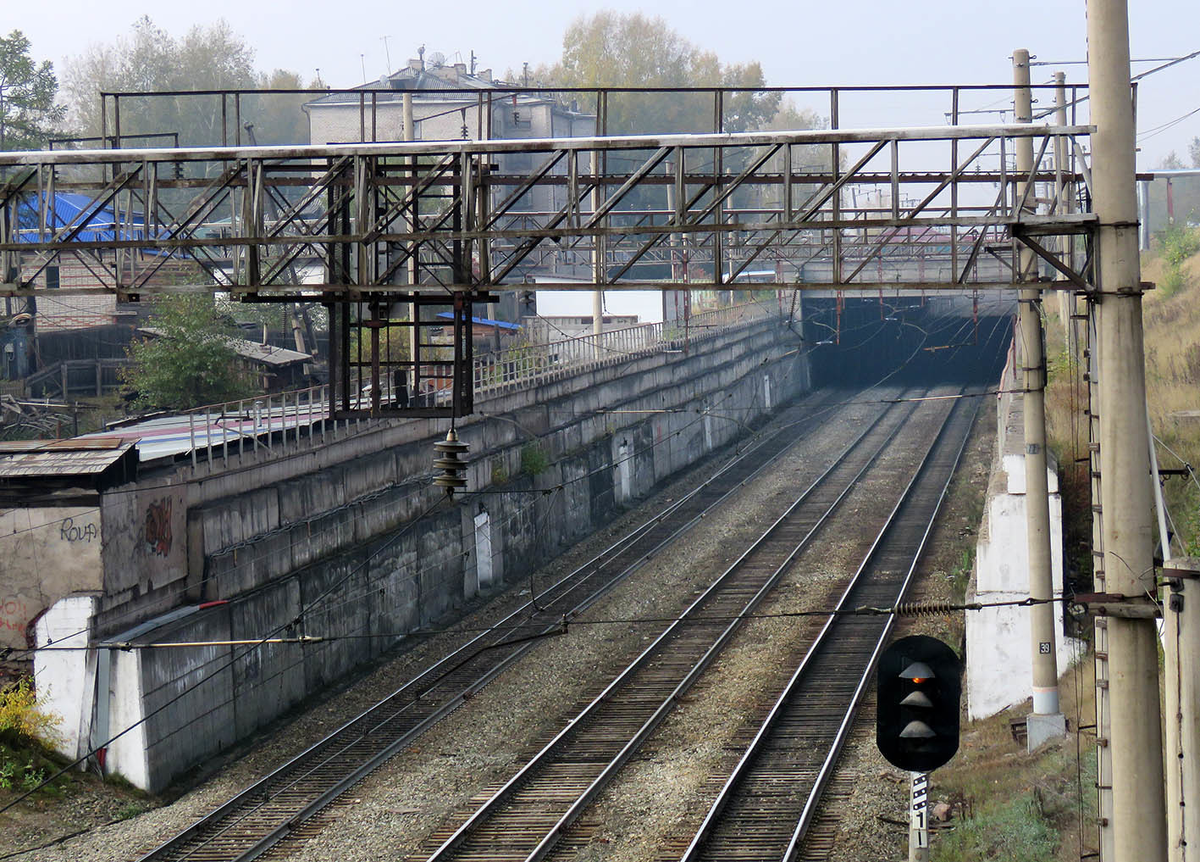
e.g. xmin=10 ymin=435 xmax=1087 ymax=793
xmin=0 ymin=598 xmax=28 ymax=633
xmin=59 ymin=518 xmax=99 ymax=543
xmin=144 ymin=498 xmax=173 ymax=557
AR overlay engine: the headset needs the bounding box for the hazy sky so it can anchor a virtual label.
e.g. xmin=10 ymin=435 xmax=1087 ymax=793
xmin=12 ymin=0 xmax=1200 ymax=167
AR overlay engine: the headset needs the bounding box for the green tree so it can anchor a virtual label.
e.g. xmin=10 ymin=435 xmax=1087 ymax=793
xmin=1190 ymin=135 xmax=1200 ymax=169
xmin=62 ymin=18 xmax=311 ymax=148
xmin=530 ymin=12 xmax=781 ymax=135
xmin=123 ymin=294 xmax=252 ymax=410
xmin=241 ymin=69 xmax=315 ymax=146
xmin=0 ymin=30 xmax=66 ymax=150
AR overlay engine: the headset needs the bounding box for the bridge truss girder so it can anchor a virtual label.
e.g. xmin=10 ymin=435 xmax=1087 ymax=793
xmin=0 ymin=123 xmax=1097 ymax=418
xmin=1 ymin=123 xmax=1096 ymax=299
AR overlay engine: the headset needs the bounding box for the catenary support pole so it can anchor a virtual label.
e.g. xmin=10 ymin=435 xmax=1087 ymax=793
xmin=1013 ymin=49 xmax=1064 ymax=748
xmin=1087 ymin=4 xmax=1168 ymax=861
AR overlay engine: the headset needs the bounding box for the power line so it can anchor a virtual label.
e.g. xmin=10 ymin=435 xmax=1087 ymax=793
xmin=12 ymin=594 xmax=1078 ymax=653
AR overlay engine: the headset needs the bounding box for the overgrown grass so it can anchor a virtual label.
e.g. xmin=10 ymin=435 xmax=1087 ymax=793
xmin=930 ymin=656 xmax=1098 ymax=861
xmin=948 ymin=547 xmax=974 ymax=602
xmin=934 ymin=793 xmax=1058 ymax=862
xmin=1041 ymin=234 xmax=1200 ymax=564
xmin=1142 ymin=248 xmax=1200 ymax=555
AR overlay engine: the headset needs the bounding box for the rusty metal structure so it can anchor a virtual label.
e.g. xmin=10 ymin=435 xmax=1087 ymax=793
xmin=0 ymin=84 xmax=1095 ymax=418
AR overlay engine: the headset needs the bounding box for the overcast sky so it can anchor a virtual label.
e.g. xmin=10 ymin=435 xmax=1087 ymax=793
xmin=13 ymin=0 xmax=1200 ymax=168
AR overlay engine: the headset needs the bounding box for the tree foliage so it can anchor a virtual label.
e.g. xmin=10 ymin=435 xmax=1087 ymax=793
xmin=0 ymin=30 xmax=66 ymax=150
xmin=1190 ymin=135 xmax=1200 ymax=169
xmin=63 ymin=17 xmax=311 ymax=148
xmin=123 ymin=294 xmax=251 ymax=410
xmin=530 ymin=12 xmax=783 ymax=135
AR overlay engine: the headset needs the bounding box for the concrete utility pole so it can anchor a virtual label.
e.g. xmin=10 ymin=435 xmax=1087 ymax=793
xmin=1087 ymin=3 xmax=1168 ymax=861
xmin=1013 ymin=48 xmax=1065 ymax=750
xmin=1164 ymin=558 xmax=1200 ymax=862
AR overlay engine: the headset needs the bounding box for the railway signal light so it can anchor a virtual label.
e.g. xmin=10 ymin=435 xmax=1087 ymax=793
xmin=876 ymin=635 xmax=961 ymax=772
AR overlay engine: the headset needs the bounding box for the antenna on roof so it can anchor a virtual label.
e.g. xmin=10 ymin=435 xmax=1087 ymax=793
xmin=418 ymin=45 xmax=425 ymax=71
xmin=381 ymin=35 xmax=392 ymax=74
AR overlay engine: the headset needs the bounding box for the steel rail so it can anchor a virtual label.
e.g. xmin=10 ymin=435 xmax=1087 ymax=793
xmin=134 ymin=387 xmax=847 ymax=862
xmin=679 ymin=386 xmax=981 ymax=862
xmin=421 ymin=390 xmax=929 ymax=862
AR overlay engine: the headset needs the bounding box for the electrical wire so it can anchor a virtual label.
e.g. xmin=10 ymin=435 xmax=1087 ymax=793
xmin=16 ymin=594 xmax=1080 ymax=652
xmin=0 ymin=489 xmax=452 ymax=815
xmin=24 ymin=304 xmax=1002 ymax=663
xmin=8 ymin=298 xmax=1009 ymax=791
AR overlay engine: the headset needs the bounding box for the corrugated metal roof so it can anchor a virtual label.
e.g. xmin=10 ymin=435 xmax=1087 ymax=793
xmin=138 ymin=328 xmax=310 ymax=366
xmin=0 ymin=438 xmax=135 ymax=477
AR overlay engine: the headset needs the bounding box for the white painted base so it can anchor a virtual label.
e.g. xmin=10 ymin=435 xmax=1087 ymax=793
xmin=1027 ymin=711 xmax=1067 ymax=752
xmin=966 ymin=389 xmax=1084 ymax=721
xmin=33 ymin=596 xmax=98 ymax=762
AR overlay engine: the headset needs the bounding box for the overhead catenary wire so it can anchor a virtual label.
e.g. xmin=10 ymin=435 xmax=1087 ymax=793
xmin=12 ymin=594 xmax=1079 ymax=654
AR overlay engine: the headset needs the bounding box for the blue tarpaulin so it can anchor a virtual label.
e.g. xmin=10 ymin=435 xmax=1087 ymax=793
xmin=16 ymin=192 xmax=147 ymax=244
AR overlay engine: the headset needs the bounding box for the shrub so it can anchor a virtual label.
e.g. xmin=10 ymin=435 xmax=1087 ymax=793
xmin=1160 ymin=222 xmax=1200 ymax=268
xmin=0 ymin=678 xmax=61 ymax=749
xmin=520 ymin=443 xmax=549 ymax=476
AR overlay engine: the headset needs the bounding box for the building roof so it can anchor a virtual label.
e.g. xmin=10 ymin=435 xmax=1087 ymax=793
xmin=0 ymin=437 xmax=135 ymax=477
xmin=0 ymin=437 xmax=139 ymax=503
xmin=138 ymin=328 xmax=311 ymax=367
xmin=435 ymin=312 xmax=521 ymax=331
xmin=305 ymin=61 xmax=558 ymax=109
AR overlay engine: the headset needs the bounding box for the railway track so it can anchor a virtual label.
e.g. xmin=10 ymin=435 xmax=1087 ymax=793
xmin=134 ymin=387 xmax=868 ymax=862
xmin=679 ymin=388 xmax=981 ymax=862
xmin=412 ymin=389 xmax=949 ymax=862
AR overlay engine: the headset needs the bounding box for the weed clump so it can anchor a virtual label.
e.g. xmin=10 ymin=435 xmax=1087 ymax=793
xmin=933 ymin=793 xmax=1057 ymax=862
xmin=0 ymin=678 xmax=66 ymax=797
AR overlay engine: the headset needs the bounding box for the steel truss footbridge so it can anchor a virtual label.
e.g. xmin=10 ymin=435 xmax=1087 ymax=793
xmin=0 ymin=84 xmax=1095 ymax=418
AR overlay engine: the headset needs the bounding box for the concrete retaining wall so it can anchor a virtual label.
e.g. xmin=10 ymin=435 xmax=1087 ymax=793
xmin=36 ymin=313 xmax=809 ymax=791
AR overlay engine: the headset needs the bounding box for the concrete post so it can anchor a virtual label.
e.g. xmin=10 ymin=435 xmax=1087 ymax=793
xmin=1087 ymin=4 xmax=1168 ymax=861
xmin=1164 ymin=558 xmax=1200 ymax=862
xmin=1013 ymin=49 xmax=1065 ymax=748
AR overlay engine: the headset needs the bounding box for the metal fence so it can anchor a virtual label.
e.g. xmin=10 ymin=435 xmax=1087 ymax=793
xmin=181 ymin=301 xmax=775 ymax=467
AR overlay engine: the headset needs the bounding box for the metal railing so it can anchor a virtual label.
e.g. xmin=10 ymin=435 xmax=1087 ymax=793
xmin=179 ymin=301 xmax=775 ymax=467
xmin=474 ymin=302 xmax=773 ymax=395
